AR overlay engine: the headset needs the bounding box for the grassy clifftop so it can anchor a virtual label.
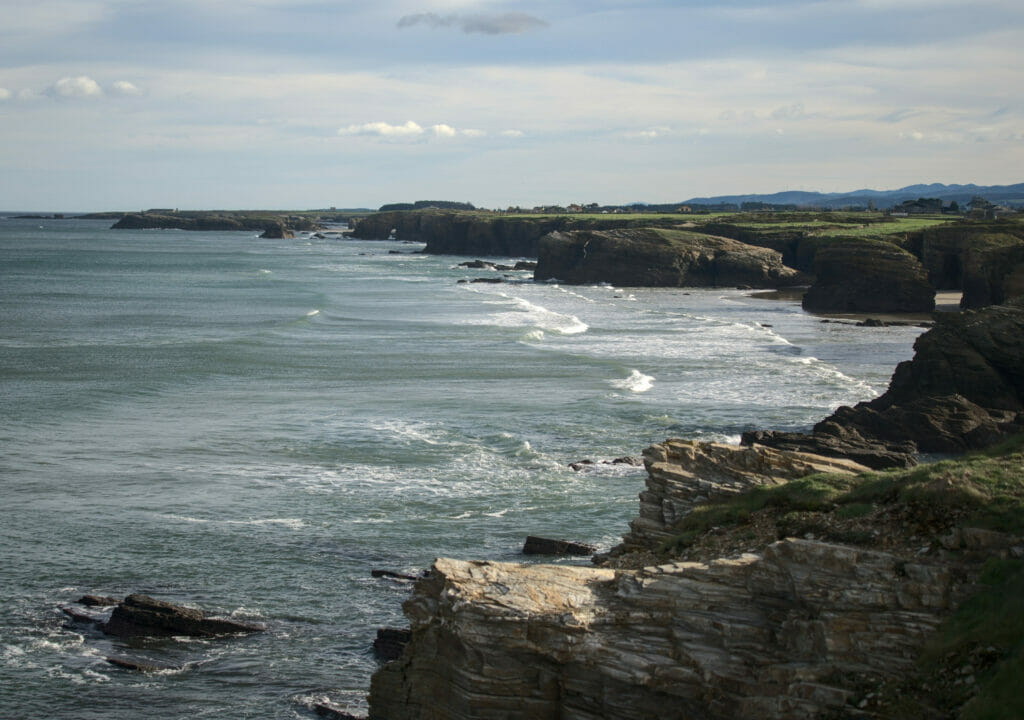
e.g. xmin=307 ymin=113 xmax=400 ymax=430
xmin=655 ymin=436 xmax=1024 ymax=719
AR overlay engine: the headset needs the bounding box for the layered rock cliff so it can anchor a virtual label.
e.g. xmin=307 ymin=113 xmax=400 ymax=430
xmin=348 ymin=210 xmax=679 ymax=257
xmin=368 ymin=302 xmax=1024 ymax=720
xmin=369 ymin=437 xmax=1022 ymax=720
xmin=801 ymin=239 xmax=935 ymax=314
xmin=534 ymin=228 xmax=801 ymax=288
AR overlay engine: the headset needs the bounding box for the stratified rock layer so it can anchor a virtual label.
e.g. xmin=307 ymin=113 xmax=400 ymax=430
xmin=369 ymin=544 xmax=973 ymax=720
xmin=622 ymin=440 xmax=869 ymax=551
xmin=535 ymin=228 xmax=800 ymax=288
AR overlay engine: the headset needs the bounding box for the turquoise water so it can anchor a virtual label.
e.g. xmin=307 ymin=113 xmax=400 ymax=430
xmin=0 ymin=217 xmax=924 ymax=718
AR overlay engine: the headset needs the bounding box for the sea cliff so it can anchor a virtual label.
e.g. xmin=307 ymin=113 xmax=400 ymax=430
xmin=368 ymin=302 xmax=1024 ymax=720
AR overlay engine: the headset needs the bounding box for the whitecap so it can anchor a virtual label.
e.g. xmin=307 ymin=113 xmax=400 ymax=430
xmin=610 ymin=369 xmax=654 ymax=393
xmin=306 ymin=309 xmax=320 ymax=317
xmin=223 ymin=517 xmax=306 ymax=530
xmin=521 ymin=330 xmax=545 ymax=342
xmin=484 ymin=509 xmax=509 ymax=518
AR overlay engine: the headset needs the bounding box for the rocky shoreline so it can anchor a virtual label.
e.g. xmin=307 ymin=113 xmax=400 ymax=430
xmin=366 ymin=301 xmax=1024 ymax=719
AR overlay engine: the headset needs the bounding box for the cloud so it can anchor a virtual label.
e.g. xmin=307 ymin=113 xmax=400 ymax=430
xmin=111 ymin=80 xmax=141 ymax=96
xmin=338 ymin=120 xmax=493 ymax=140
xmin=500 ymin=129 xmax=524 ymax=137
xmin=396 ymin=12 xmax=547 ymax=35
xmin=50 ymin=75 xmax=103 ymax=98
xmin=0 ymin=88 xmax=10 ymax=101
xmin=338 ymin=120 xmax=424 ymax=137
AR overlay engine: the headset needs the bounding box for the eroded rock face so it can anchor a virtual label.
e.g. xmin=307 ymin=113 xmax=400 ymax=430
xmin=961 ymin=242 xmax=1024 ymax=309
xmin=535 ymin=228 xmax=801 ymax=288
xmin=369 ymin=543 xmax=973 ymax=720
xmin=753 ymin=302 xmax=1024 ymax=459
xmin=802 ymin=239 xmax=935 ymax=313
xmin=621 ymin=440 xmax=869 ymax=552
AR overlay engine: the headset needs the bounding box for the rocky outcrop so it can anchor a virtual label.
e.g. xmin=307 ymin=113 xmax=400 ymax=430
xmin=100 ymin=594 xmax=265 ymax=638
xmin=111 ymin=213 xmax=319 ymax=234
xmin=961 ymin=241 xmax=1024 ymax=309
xmin=534 ymin=228 xmax=801 ymax=288
xmin=348 ymin=210 xmax=680 ymax=257
xmin=751 ymin=302 xmax=1024 ymax=459
xmin=801 ymin=239 xmax=935 ymax=313
xmin=368 ymin=543 xmax=976 ymax=720
xmin=260 ymin=222 xmax=295 ymax=239
xmin=910 ymin=220 xmax=1024 ymax=292
xmin=620 ymin=440 xmax=870 ymax=552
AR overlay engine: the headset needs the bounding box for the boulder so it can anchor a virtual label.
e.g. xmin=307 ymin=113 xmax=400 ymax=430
xmin=535 ymin=228 xmax=801 ymax=288
xmin=522 ymin=536 xmax=597 ymax=556
xmin=100 ymin=594 xmax=265 ymax=638
xmin=801 ymin=239 xmax=935 ymax=313
xmin=77 ymin=594 xmax=119 ymax=607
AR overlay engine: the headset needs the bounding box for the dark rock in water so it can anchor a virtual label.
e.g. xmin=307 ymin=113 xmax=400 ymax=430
xmin=374 ymin=627 xmax=412 ymax=661
xmin=469 ymin=277 xmax=504 ymax=284
xmin=570 ymin=457 xmax=641 ymax=471
xmin=514 ymin=261 xmax=537 ymax=271
xmin=77 ymin=594 xmax=120 ymax=607
xmin=459 ymin=259 xmax=496 ymax=269
xmin=314 ymin=702 xmax=366 ymax=719
xmin=801 ymin=239 xmax=935 ymax=313
xmin=371 ymin=569 xmax=419 ymax=582
xmin=612 ymin=456 xmax=642 ymax=466
xmin=260 ymin=222 xmax=295 ymax=239
xmin=101 ymin=594 xmax=265 ymax=638
xmin=62 ymin=606 xmax=103 ymax=625
xmin=522 ymin=536 xmax=597 ymax=556
xmin=105 ymin=656 xmax=176 ymax=673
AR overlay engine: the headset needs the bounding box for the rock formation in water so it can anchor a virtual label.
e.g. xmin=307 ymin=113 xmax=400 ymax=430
xmin=100 ymin=594 xmax=265 ymax=637
xmin=801 ymin=238 xmax=935 ymax=313
xmin=111 ymin=212 xmax=319 ymax=234
xmin=534 ymin=228 xmax=801 ymax=288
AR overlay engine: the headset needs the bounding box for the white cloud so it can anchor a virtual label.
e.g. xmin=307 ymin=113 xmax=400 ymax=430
xmin=0 ymin=88 xmax=10 ymax=101
xmin=432 ymin=123 xmax=457 ymax=137
xmin=500 ymin=129 xmax=524 ymax=137
xmin=462 ymin=128 xmax=486 ymax=138
xmin=50 ymin=75 xmax=103 ymax=98
xmin=338 ymin=120 xmax=424 ymax=137
xmin=396 ymin=12 xmax=547 ymax=35
xmin=111 ymin=80 xmax=141 ymax=96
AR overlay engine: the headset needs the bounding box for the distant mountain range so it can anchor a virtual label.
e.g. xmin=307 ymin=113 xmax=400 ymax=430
xmin=681 ymin=183 xmax=1024 ymax=209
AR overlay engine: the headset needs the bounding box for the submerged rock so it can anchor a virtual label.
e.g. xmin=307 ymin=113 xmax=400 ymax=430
xmin=522 ymin=536 xmax=596 ymax=556
xmin=101 ymin=594 xmax=265 ymax=638
xmin=105 ymin=656 xmax=177 ymax=673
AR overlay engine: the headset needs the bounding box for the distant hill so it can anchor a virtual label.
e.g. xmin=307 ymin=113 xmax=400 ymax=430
xmin=682 ymin=183 xmax=1024 ymax=210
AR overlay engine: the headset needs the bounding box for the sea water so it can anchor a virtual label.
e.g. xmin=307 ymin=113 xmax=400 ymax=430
xmin=0 ymin=217 xmax=924 ymax=718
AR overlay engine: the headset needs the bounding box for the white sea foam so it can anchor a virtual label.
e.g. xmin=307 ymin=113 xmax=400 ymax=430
xmin=521 ymin=330 xmax=545 ymax=342
xmin=306 ymin=309 xmax=320 ymax=317
xmin=610 ymin=369 xmax=654 ymax=393
xmin=223 ymin=517 xmax=306 ymax=529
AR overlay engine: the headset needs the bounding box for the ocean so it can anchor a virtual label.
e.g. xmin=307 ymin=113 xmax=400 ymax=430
xmin=0 ymin=216 xmax=924 ymax=718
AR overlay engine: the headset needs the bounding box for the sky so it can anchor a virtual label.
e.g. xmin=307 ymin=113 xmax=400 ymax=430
xmin=1 ymin=0 xmax=1022 ymax=211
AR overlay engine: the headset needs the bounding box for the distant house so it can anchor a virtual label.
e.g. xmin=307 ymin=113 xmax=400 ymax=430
xmin=890 ymin=198 xmax=943 ymax=214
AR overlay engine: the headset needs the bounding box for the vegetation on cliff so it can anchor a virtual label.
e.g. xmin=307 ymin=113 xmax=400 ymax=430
xmin=652 ymin=436 xmax=1024 ymax=720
